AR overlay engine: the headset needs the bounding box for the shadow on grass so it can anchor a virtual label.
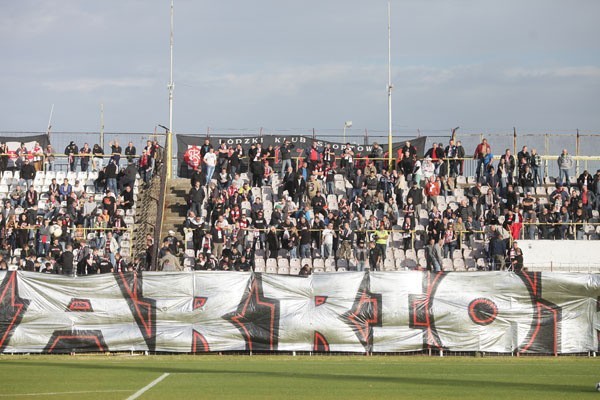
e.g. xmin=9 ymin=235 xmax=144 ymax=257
xmin=0 ymin=359 xmax=591 ymax=395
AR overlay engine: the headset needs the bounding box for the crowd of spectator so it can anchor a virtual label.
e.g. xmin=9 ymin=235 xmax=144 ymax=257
xmin=162 ymin=137 xmax=600 ymax=274
xmin=0 ymin=139 xmax=163 ymax=274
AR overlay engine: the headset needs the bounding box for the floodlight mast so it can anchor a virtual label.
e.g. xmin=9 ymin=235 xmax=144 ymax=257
xmin=343 ymin=121 xmax=352 ymax=143
xmin=387 ymin=0 xmax=393 ymax=169
xmin=166 ymin=0 xmax=175 ymax=179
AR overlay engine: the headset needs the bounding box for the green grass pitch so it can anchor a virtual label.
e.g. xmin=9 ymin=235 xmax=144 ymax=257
xmin=0 ymin=355 xmax=598 ymax=399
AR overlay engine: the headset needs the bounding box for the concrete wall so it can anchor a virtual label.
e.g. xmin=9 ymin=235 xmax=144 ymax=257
xmin=520 ymin=240 xmax=600 ymax=272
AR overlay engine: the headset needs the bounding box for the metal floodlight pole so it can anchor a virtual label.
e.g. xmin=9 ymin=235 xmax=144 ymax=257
xmin=46 ymin=104 xmax=54 ymax=139
xmin=100 ymin=103 xmax=105 ymax=147
xmin=387 ymin=0 xmax=394 ymax=169
xmin=343 ymin=121 xmax=352 ymax=143
xmin=166 ymin=0 xmax=175 ymax=179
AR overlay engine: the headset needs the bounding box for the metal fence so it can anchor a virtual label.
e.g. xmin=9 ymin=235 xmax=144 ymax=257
xmin=1 ymin=128 xmax=599 ymax=178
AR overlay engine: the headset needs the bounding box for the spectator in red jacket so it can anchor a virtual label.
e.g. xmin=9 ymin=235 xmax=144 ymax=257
xmin=425 ymin=176 xmax=441 ymax=209
xmin=473 ymin=138 xmax=491 ymax=183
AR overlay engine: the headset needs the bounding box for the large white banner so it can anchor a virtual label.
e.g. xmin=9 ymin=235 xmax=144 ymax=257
xmin=1 ymin=271 xmax=599 ymax=354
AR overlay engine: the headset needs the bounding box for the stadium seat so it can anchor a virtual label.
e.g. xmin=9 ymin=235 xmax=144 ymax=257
xmin=277 ymin=264 xmax=290 ymax=275
xmin=265 ymin=265 xmax=277 ymax=274
xmin=401 ymin=258 xmax=417 ymax=270
xmin=395 ymin=259 xmax=404 ymax=270
xmin=383 ymin=259 xmax=395 ymax=271
xmin=584 ymin=224 xmax=596 ymax=240
xmin=452 ymin=249 xmax=463 ymax=259
xmin=277 ymin=258 xmax=289 ymax=269
xmin=441 ymin=258 xmax=453 ymax=271
xmin=393 ymin=248 xmax=404 ymax=260
xmin=300 ymin=258 xmax=313 ymax=269
xmin=336 ymin=259 xmax=348 ymax=270
xmin=453 ymin=258 xmax=466 ymax=271
xmin=476 ymin=258 xmax=488 ymax=270
xmin=465 ymin=258 xmax=477 ymax=271
xmin=385 ymin=249 xmax=394 ymax=261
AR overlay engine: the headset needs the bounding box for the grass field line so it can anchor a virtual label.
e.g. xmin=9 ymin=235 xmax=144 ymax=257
xmin=126 ymin=373 xmax=170 ymax=400
xmin=0 ymin=389 xmax=132 ymax=397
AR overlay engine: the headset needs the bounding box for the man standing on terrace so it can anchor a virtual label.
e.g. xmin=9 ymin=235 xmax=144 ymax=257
xmin=557 ymin=149 xmax=573 ymax=189
xmin=473 ymin=138 xmax=491 ymax=183
xmin=203 ymin=147 xmax=217 ymax=185
xmin=374 ymin=222 xmax=389 ymax=263
xmin=280 ymin=140 xmax=294 ymax=177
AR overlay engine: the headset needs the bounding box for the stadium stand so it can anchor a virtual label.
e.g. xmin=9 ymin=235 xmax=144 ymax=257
xmin=0 ymin=139 xmax=163 ymax=274
xmin=160 ymin=137 xmax=600 ymax=274
xmin=4 ymin=134 xmax=599 ymax=275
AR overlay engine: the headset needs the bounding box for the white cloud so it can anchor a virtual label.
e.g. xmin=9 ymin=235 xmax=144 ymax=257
xmin=184 ymin=64 xmax=381 ymax=96
xmin=0 ymin=1 xmax=104 ymax=38
xmin=42 ymin=77 xmax=155 ymax=93
xmin=505 ymin=66 xmax=600 ymax=80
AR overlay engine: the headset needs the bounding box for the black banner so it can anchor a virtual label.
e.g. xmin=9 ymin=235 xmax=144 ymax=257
xmin=176 ymin=134 xmax=427 ymax=177
xmin=0 ymin=134 xmax=50 ymax=169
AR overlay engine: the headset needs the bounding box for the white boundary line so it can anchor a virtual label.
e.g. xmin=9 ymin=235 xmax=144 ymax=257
xmin=0 ymin=390 xmax=131 ymax=397
xmin=126 ymin=373 xmax=170 ymax=400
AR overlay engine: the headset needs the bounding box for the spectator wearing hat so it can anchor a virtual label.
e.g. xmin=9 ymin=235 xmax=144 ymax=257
xmin=64 ymin=141 xmax=79 ymax=172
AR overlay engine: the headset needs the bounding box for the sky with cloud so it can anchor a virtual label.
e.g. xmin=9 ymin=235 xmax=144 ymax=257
xmin=2 ymin=0 xmax=599 ymax=138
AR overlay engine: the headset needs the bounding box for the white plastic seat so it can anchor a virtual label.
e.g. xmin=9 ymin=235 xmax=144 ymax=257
xmin=265 ymin=264 xmax=278 ymax=274
xmin=442 ymin=258 xmax=453 ymax=271
xmin=277 ymin=265 xmax=290 ymax=275
xmin=313 ymin=258 xmax=325 ymax=270
xmin=453 ymin=258 xmax=466 ymax=271
xmin=277 ymin=258 xmax=289 ymax=268
xmin=383 ymin=259 xmax=395 ymax=271
xmin=266 ymin=258 xmax=278 ymax=269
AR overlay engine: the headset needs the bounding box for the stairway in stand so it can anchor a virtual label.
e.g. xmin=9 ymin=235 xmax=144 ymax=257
xmin=161 ymin=178 xmax=191 ymax=244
